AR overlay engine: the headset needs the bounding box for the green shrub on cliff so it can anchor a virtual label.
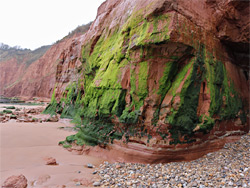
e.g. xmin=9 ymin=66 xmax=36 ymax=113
xmin=43 ymin=88 xmax=58 ymax=116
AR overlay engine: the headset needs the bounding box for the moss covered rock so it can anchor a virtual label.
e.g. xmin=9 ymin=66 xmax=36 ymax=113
xmin=45 ymin=0 xmax=249 ymax=152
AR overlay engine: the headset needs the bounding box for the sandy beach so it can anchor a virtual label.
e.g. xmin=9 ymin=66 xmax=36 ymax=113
xmin=1 ymin=103 xmax=249 ymax=187
xmin=0 ymin=120 xmax=103 ymax=187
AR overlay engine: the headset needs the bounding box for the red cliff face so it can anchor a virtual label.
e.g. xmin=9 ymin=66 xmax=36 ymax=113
xmin=54 ymin=36 xmax=85 ymax=100
xmin=45 ymin=0 xmax=250 ymax=163
xmin=0 ymin=22 xmax=91 ymax=101
xmin=0 ymin=35 xmax=84 ymax=101
xmin=54 ymin=0 xmax=249 ymax=99
xmin=30 ymin=0 xmax=250 ymax=163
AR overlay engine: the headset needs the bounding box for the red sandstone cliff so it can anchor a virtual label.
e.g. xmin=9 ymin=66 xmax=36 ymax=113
xmin=0 ymin=36 xmax=80 ymax=101
xmin=46 ymin=0 xmax=249 ymax=163
xmin=0 ymin=24 xmax=91 ymax=101
xmin=1 ymin=0 xmax=247 ymax=163
xmin=54 ymin=0 xmax=249 ymax=101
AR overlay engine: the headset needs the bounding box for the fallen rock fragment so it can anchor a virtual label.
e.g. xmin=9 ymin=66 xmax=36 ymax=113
xmin=2 ymin=174 xmax=28 ymax=188
xmin=44 ymin=157 xmax=58 ymax=165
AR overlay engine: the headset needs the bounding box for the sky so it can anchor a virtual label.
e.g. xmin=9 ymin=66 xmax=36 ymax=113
xmin=0 ymin=0 xmax=106 ymax=50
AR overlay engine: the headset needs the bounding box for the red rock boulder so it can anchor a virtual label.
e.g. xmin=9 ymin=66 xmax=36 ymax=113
xmin=2 ymin=174 xmax=28 ymax=188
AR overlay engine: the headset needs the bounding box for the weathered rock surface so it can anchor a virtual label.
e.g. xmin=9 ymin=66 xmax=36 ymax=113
xmin=44 ymin=0 xmax=249 ymax=163
xmin=0 ymin=24 xmax=91 ymax=100
xmin=0 ymin=38 xmax=75 ymax=100
xmin=2 ymin=174 xmax=28 ymax=188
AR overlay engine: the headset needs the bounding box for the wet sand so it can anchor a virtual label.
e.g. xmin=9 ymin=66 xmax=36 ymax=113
xmin=0 ymin=121 xmax=103 ymax=187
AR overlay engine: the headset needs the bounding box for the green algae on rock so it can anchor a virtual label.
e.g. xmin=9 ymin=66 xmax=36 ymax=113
xmin=44 ymin=0 xmax=249 ymax=162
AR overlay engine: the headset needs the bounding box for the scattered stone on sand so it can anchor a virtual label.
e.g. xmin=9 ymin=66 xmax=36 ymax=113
xmin=87 ymin=163 xmax=94 ymax=168
xmin=93 ymin=134 xmax=250 ymax=187
xmin=2 ymin=174 xmax=28 ymax=188
xmin=0 ymin=105 xmax=61 ymax=124
xmin=45 ymin=157 xmax=58 ymax=165
xmin=75 ymin=182 xmax=81 ymax=186
xmin=93 ymin=181 xmax=101 ymax=187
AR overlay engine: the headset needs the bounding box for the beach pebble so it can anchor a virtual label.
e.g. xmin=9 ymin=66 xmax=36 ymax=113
xmin=87 ymin=163 xmax=94 ymax=168
xmin=93 ymin=181 xmax=101 ymax=187
xmin=75 ymin=182 xmax=81 ymax=186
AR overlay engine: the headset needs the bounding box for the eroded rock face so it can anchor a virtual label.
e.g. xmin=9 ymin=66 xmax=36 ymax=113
xmin=45 ymin=0 xmax=249 ymax=163
xmin=0 ymin=23 xmax=91 ymax=100
xmin=54 ymin=37 xmax=85 ymax=100
xmin=0 ymin=38 xmax=77 ymax=100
